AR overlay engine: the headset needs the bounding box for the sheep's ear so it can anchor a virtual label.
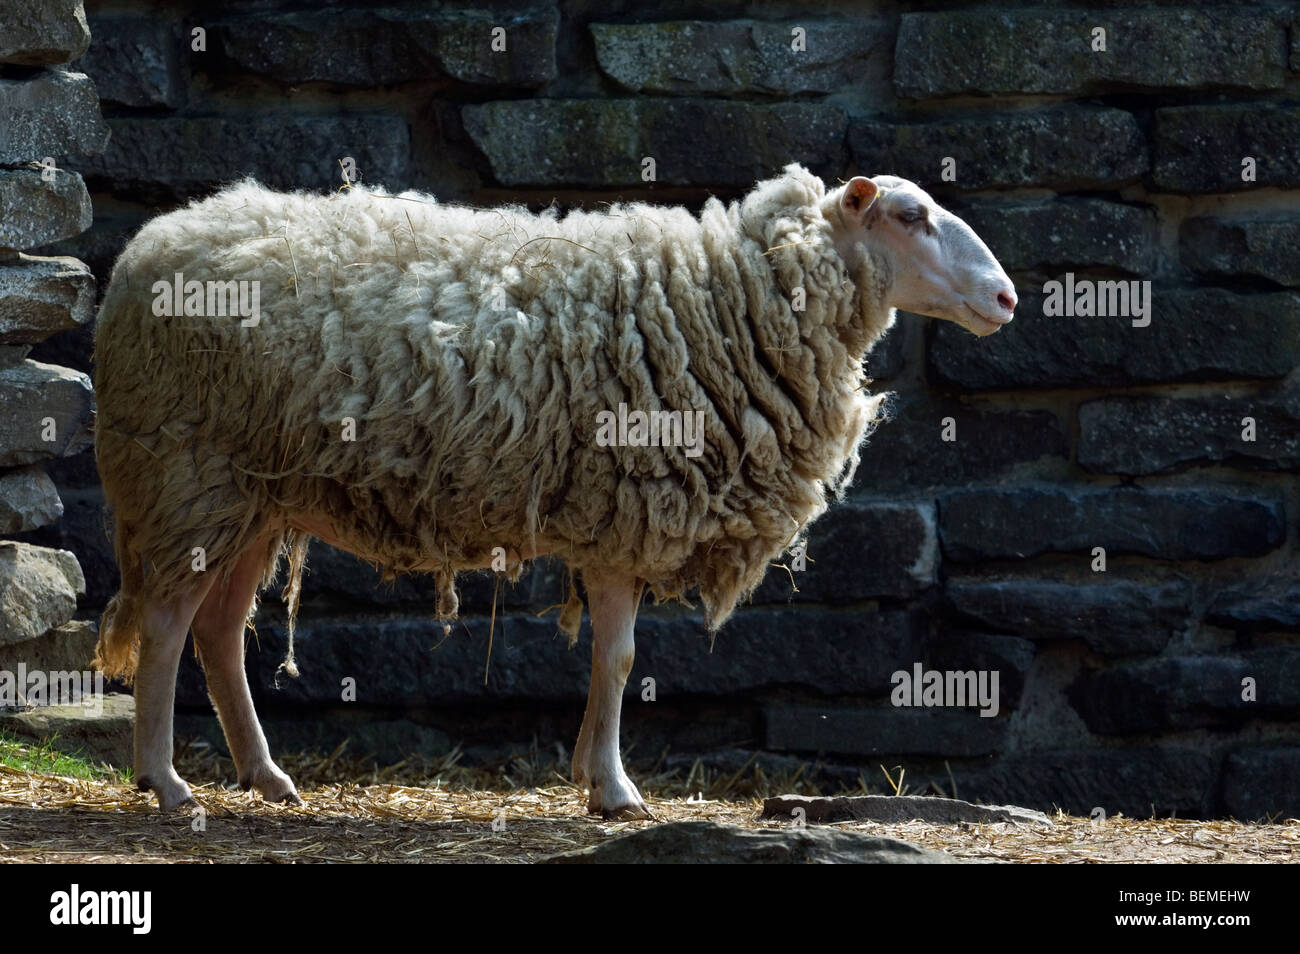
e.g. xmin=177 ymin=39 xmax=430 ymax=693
xmin=840 ymin=177 xmax=880 ymax=219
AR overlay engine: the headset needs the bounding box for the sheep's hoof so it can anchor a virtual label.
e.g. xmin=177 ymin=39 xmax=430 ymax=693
xmin=239 ymin=763 xmax=301 ymax=805
xmin=157 ymin=795 xmax=199 ymax=813
xmin=140 ymin=774 xmax=197 ymax=813
xmin=600 ymin=801 xmax=653 ymax=821
xmin=587 ymin=776 xmax=652 ymax=820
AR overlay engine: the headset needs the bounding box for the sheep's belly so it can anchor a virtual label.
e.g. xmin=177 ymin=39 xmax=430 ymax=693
xmin=277 ymin=508 xmax=551 ymax=576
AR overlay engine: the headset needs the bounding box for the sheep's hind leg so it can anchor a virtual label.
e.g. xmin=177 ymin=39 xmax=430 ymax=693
xmin=572 ymin=574 xmax=650 ymax=820
xmin=135 ymin=581 xmax=214 ymax=811
xmin=191 ymin=536 xmax=300 ymax=805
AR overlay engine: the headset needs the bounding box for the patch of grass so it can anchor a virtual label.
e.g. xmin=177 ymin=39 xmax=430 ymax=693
xmin=0 ymin=731 xmax=126 ymax=783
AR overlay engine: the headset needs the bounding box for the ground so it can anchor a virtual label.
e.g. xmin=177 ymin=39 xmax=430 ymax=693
xmin=0 ymin=742 xmax=1295 ymax=863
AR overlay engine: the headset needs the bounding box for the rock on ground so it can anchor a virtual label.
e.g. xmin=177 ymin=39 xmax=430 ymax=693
xmin=761 ymin=794 xmax=1052 ymax=826
xmin=542 ymin=820 xmax=965 ymax=863
xmin=0 ymin=692 xmax=132 ymax=769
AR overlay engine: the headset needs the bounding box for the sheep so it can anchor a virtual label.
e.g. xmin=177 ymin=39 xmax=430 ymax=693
xmin=92 ymin=164 xmax=1016 ymax=818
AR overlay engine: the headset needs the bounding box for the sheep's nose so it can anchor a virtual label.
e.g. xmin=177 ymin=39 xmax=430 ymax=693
xmin=997 ymin=288 xmax=1018 ymax=314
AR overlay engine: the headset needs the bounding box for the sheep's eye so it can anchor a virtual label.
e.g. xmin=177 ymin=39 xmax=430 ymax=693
xmin=899 ymin=208 xmax=927 ymax=224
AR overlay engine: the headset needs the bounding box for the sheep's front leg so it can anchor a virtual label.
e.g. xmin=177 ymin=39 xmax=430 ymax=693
xmin=572 ymin=574 xmax=649 ymax=819
xmin=135 ymin=582 xmax=213 ymax=811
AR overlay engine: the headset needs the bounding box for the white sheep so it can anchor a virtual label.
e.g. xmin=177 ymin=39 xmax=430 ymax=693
xmin=92 ymin=164 xmax=1015 ymax=817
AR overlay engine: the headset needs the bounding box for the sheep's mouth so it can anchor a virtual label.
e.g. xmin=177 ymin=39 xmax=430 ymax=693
xmin=963 ymin=303 xmax=1011 ymax=336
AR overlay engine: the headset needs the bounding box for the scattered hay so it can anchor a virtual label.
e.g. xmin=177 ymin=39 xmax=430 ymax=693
xmin=0 ymin=748 xmax=1295 ymax=863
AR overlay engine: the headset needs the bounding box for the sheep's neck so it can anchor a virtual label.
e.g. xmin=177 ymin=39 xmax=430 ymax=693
xmin=844 ymin=246 xmax=895 ymax=360
xmin=736 ymin=235 xmax=887 ymax=443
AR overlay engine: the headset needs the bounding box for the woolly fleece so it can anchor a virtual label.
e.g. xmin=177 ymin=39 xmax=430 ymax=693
xmin=93 ymin=164 xmax=894 ymax=679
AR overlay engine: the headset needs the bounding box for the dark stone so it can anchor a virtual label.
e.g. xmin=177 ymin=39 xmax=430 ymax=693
xmin=637 ymin=608 xmax=927 ymax=697
xmin=173 ymin=712 xmax=456 ymax=765
xmin=1207 ymin=576 xmax=1300 ymax=632
xmin=74 ymin=16 xmax=181 ymax=108
xmin=0 ymin=170 xmax=92 ymax=252
xmin=432 ymin=8 xmax=559 ymax=86
xmin=75 ymin=115 xmax=410 ymax=202
xmin=958 ymin=198 xmax=1156 ymax=274
xmin=0 ymin=464 xmax=62 ymax=533
xmin=1222 ymin=748 xmax=1300 ymax=820
xmin=953 ymin=747 xmax=1217 ymax=819
xmin=0 ymin=618 xmax=97 ymax=676
xmin=1070 ymin=648 xmax=1300 ymax=735
xmin=945 ymin=579 xmax=1193 ymax=656
xmin=763 ymin=704 xmax=1008 ymax=758
xmin=35 ymin=445 xmax=99 ymax=489
xmin=24 ymin=321 xmax=92 ymax=377
xmin=12 ymin=487 xmax=117 ymax=610
xmin=929 ymin=289 xmax=1300 ymax=391
xmin=1078 ymin=384 xmax=1300 ymax=475
xmin=895 ymin=9 xmax=1285 ymax=98
xmin=0 ymin=541 xmax=83 ymax=647
xmin=865 ymin=321 xmax=907 ymax=381
xmin=851 ymin=107 xmax=1146 ymax=191
xmin=762 ymin=793 xmax=1049 ymax=825
xmin=0 ymin=0 xmax=90 ymax=66
xmin=267 ymin=718 xmax=453 ymax=765
xmin=463 ymin=98 xmax=847 ymax=188
xmin=659 ymin=747 xmax=867 ymax=791
xmin=1242 ymin=647 xmax=1300 ymax=710
xmin=210 ymin=8 xmax=559 ymax=88
xmin=591 ymin=700 xmax=756 ymax=755
xmin=1071 ymin=656 xmax=1251 ymax=734
xmin=1180 ymin=215 xmax=1300 ymax=286
xmin=851 ymin=391 xmax=1067 ymax=491
xmin=591 ymin=19 xmax=891 ymax=95
xmin=32 ymin=214 xmax=142 ymax=291
xmin=929 ymin=631 xmax=1035 ymax=707
xmin=0 ymin=359 xmax=94 ymax=467
xmin=751 ymin=501 xmax=936 ymax=604
xmin=177 ymin=613 xmax=591 ymax=711
xmin=939 ymin=486 xmax=1285 ymax=562
xmin=0 ymin=254 xmax=96 ymax=344
xmin=1153 ymin=105 xmax=1300 ymax=192
xmin=0 ymin=69 xmax=109 ymax=163
xmin=177 ymin=606 xmax=927 ymax=710
xmin=542 ymin=820 xmax=962 ymax=864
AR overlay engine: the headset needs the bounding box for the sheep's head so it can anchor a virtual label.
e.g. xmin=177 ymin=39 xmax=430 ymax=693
xmin=824 ymin=175 xmax=1017 ymax=337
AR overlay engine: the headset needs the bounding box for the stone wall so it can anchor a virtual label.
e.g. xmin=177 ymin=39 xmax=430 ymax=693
xmin=18 ymin=0 xmax=1300 ymax=819
xmin=0 ymin=0 xmax=106 ymax=725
